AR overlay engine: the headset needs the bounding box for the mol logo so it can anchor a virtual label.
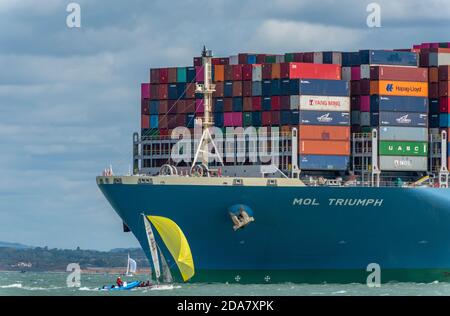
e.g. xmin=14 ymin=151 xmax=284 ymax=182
xmin=396 ymin=115 xmax=411 ymax=124
xmin=386 ymin=83 xmax=394 ymax=92
xmin=317 ymin=113 xmax=333 ymax=123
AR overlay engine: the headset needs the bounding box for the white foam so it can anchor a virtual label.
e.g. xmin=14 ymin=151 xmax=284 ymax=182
xmin=150 ymin=285 xmax=181 ymax=291
xmin=0 ymin=283 xmax=22 ymax=289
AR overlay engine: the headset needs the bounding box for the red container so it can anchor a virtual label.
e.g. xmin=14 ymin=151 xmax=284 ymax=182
xmin=195 ymin=99 xmax=204 ymax=113
xmin=212 ymin=57 xmax=229 ymax=65
xmin=429 ymin=83 xmax=439 ymax=98
xmin=214 ymin=82 xmax=225 ymax=98
xmin=185 ymin=100 xmax=195 ymax=113
xmin=238 ymin=53 xmax=249 ymax=65
xmin=150 ymin=84 xmax=158 ymax=100
xmin=360 ymin=79 xmax=370 ymax=95
xmin=440 ymin=97 xmax=450 ymax=113
xmin=271 ymin=96 xmax=281 ymax=110
xmin=168 ymin=68 xmax=178 ymax=83
xmin=233 ymin=65 xmax=243 ymax=81
xmin=195 ymin=66 xmax=204 ymax=82
xmin=280 ymin=63 xmax=341 ymax=80
xmin=176 ymin=100 xmax=186 ymax=114
xmin=360 ymin=96 xmax=370 ymax=112
xmin=159 ymin=101 xmax=168 ymax=114
xmin=280 ymin=96 xmax=290 ymax=110
xmin=186 ymin=83 xmax=196 ymax=99
xmin=224 ymin=65 xmax=233 ymax=81
xmin=271 ymin=111 xmax=281 ymax=125
xmin=224 ymin=98 xmax=233 ymax=112
xmin=243 ymin=81 xmax=252 ymax=97
xmin=293 ymin=53 xmax=304 ymax=62
xmin=168 ymin=115 xmax=178 ymax=129
xmin=439 ymin=66 xmax=450 ymax=81
xmin=351 ymin=81 xmax=361 ymax=95
xmin=351 ymin=67 xmax=361 ymax=81
xmin=175 ymin=114 xmax=185 ymax=127
xmin=370 ymin=66 xmax=428 ymax=82
xmin=141 ymin=83 xmax=151 ymax=99
xmin=252 ymin=97 xmax=262 ymax=111
xmin=243 ymin=97 xmax=252 ymax=111
xmin=158 ymin=84 xmax=168 ymax=99
xmin=141 ymin=100 xmax=149 ymax=115
xmin=440 ymin=81 xmax=450 ymax=97
xmin=159 ymin=68 xmax=168 ymax=84
xmin=262 ymin=64 xmax=272 ymax=80
xmin=242 ymin=64 xmax=253 ymax=81
xmin=159 ymin=116 xmax=168 ymax=129
xmin=256 ymin=54 xmax=266 ymax=64
xmin=303 ymin=52 xmax=314 ymax=63
xmin=159 ymin=129 xmax=169 ymax=137
xmin=232 ymin=81 xmax=243 ymax=97
xmin=168 ymin=100 xmax=177 ymax=114
xmin=193 ymin=57 xmax=202 ymax=67
xmin=150 ymin=69 xmax=160 ymax=84
xmin=224 ymin=112 xmax=242 ymax=127
xmin=262 ymin=111 xmax=272 ymax=126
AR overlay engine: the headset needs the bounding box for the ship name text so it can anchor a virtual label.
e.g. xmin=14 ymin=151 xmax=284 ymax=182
xmin=293 ymin=198 xmax=384 ymax=207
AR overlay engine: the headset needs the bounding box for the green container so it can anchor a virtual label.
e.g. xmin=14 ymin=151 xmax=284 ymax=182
xmin=361 ymin=127 xmax=373 ymax=133
xmin=284 ymin=53 xmax=294 ymax=63
xmin=265 ymin=55 xmax=277 ymax=64
xmin=243 ymin=112 xmax=253 ymax=127
xmin=379 ymin=141 xmax=428 ymax=157
xmin=177 ymin=67 xmax=187 ymax=83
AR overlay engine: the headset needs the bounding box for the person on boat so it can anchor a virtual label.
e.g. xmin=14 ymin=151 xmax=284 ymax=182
xmin=116 ymin=276 xmax=124 ymax=287
xmin=145 ymin=280 xmax=152 ymax=287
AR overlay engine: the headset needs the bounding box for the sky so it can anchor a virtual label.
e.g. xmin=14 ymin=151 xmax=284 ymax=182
xmin=0 ymin=0 xmax=449 ymax=250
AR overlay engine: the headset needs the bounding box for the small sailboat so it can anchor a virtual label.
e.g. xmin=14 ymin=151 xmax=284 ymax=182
xmin=125 ymin=254 xmax=137 ymax=277
xmin=142 ymin=214 xmax=195 ymax=284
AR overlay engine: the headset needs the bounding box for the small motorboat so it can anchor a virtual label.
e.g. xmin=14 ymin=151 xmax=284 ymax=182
xmin=99 ymin=281 xmax=141 ymax=291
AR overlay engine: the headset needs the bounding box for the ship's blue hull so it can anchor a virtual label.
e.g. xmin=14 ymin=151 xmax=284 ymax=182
xmin=98 ymin=183 xmax=450 ymax=283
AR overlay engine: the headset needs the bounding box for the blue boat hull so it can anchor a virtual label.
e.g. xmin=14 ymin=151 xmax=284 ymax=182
xmin=98 ymin=183 xmax=450 ymax=283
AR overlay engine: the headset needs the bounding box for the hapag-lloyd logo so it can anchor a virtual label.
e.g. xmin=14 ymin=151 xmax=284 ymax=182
xmin=385 ymin=82 xmax=423 ymax=93
xmin=396 ymin=115 xmax=412 ymax=124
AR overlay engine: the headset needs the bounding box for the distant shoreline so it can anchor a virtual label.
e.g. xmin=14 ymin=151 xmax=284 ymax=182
xmin=0 ymin=268 xmax=152 ymax=275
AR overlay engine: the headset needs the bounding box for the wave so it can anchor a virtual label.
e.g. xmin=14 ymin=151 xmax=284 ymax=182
xmin=0 ymin=283 xmax=22 ymax=289
xmin=150 ymin=285 xmax=182 ymax=291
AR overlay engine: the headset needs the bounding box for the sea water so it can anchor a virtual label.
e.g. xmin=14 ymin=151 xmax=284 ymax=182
xmin=1 ymin=272 xmax=450 ymax=296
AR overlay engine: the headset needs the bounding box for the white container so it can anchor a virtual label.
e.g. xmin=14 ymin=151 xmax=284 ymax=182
xmin=313 ymin=52 xmax=323 ymax=64
xmin=332 ymin=52 xmax=342 ymax=65
xmin=299 ymin=95 xmax=350 ymax=112
xmin=290 ymin=95 xmax=300 ymax=110
xmin=341 ymin=67 xmax=352 ymax=81
xmin=252 ymin=65 xmax=262 ymax=82
xmin=379 ymin=156 xmax=428 ymax=171
xmin=429 ymin=53 xmax=450 ymax=67
xmin=379 ymin=127 xmax=428 ymax=141
xmin=229 ymin=55 xmax=239 ymax=65
xmin=360 ymin=64 xmax=371 ymax=79
xmin=275 ymin=55 xmax=285 ymax=63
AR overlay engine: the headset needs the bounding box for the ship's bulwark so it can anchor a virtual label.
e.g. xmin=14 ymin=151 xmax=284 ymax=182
xmin=98 ymin=183 xmax=450 ymax=283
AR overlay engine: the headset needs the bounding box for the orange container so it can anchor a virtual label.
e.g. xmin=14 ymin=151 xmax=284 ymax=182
xmin=299 ymin=126 xmax=350 ymax=141
xmin=429 ymin=67 xmax=439 ymax=83
xmin=281 ymin=125 xmax=292 ymax=135
xmin=271 ymin=63 xmax=281 ymax=79
xmin=370 ymin=80 xmax=428 ymax=97
xmin=299 ymin=140 xmax=350 ymax=156
xmin=214 ymin=65 xmax=225 ymax=82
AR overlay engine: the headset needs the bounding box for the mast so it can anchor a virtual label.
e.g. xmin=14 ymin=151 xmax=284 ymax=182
xmin=192 ymin=46 xmax=224 ymax=173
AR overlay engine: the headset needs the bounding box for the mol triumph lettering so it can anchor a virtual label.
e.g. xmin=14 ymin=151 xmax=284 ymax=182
xmin=293 ymin=198 xmax=384 ymax=207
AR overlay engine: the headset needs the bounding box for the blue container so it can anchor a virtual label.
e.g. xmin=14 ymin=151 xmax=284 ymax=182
xmin=252 ymin=112 xmax=262 ymax=127
xmin=291 ymin=111 xmax=300 ymax=125
xmin=429 ymin=99 xmax=440 ymax=114
xmin=262 ymin=80 xmax=272 ymax=97
xmin=186 ymin=114 xmax=195 ymax=128
xmin=342 ymin=52 xmax=360 ymax=67
xmin=440 ymin=114 xmax=450 ymax=128
xmin=150 ymin=100 xmax=159 ymax=114
xmin=372 ymin=112 xmax=428 ymax=127
xmin=168 ymin=84 xmax=178 ymax=100
xmin=224 ymin=81 xmax=233 ymax=98
xmin=271 ymin=80 xmax=281 ymax=96
xmin=359 ymin=50 xmax=419 ymax=67
xmin=281 ymin=111 xmax=291 ymax=125
xmin=299 ymin=111 xmax=350 ymax=126
xmin=247 ymin=55 xmax=257 ymax=64
xmin=262 ymin=97 xmax=272 ymax=111
xmin=290 ymin=79 xmax=350 ymax=96
xmin=214 ymin=99 xmax=224 ymax=113
xmin=232 ymin=97 xmax=243 ymax=112
xmin=429 ymin=114 xmax=440 ymax=128
xmin=322 ymin=52 xmax=333 ymax=64
xmin=176 ymin=83 xmax=186 ymax=99
xmin=370 ymin=96 xmax=428 ymax=113
xmin=281 ymin=79 xmax=291 ymax=96
xmin=299 ymin=155 xmax=350 ymax=171
xmin=252 ymin=81 xmax=262 ymax=96
xmin=150 ymin=115 xmax=159 ymax=128
xmin=214 ymin=112 xmax=224 ymax=127
xmin=186 ymin=67 xmax=196 ymax=83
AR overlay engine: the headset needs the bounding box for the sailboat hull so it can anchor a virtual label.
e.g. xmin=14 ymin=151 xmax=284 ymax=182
xmin=98 ymin=178 xmax=450 ymax=283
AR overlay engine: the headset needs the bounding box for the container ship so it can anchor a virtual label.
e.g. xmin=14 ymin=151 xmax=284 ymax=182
xmin=97 ymin=42 xmax=450 ymax=283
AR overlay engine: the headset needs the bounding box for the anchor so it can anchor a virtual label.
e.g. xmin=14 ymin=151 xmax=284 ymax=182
xmin=228 ymin=204 xmax=255 ymax=231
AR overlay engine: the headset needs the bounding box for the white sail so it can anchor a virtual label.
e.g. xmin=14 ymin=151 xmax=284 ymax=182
xmin=128 ymin=257 xmax=137 ymax=274
xmin=158 ymin=245 xmax=173 ymax=283
xmin=143 ymin=215 xmax=161 ymax=279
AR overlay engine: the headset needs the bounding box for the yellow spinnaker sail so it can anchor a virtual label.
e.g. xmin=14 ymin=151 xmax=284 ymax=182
xmin=147 ymin=216 xmax=195 ymax=282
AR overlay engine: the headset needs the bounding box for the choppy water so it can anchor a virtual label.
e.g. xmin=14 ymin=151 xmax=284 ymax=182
xmin=1 ymin=272 xmax=450 ymax=296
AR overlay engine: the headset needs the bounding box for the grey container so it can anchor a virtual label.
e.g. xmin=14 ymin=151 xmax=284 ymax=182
xmin=290 ymin=95 xmax=299 ymax=110
xmin=360 ymin=112 xmax=371 ymax=126
xmin=252 ymin=81 xmax=262 ymax=96
xmin=378 ymin=127 xmax=428 ymax=141
xmin=351 ymin=111 xmax=361 ymax=125
xmin=428 ymin=53 xmax=450 ymax=67
xmin=379 ymin=156 xmax=428 ymax=171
